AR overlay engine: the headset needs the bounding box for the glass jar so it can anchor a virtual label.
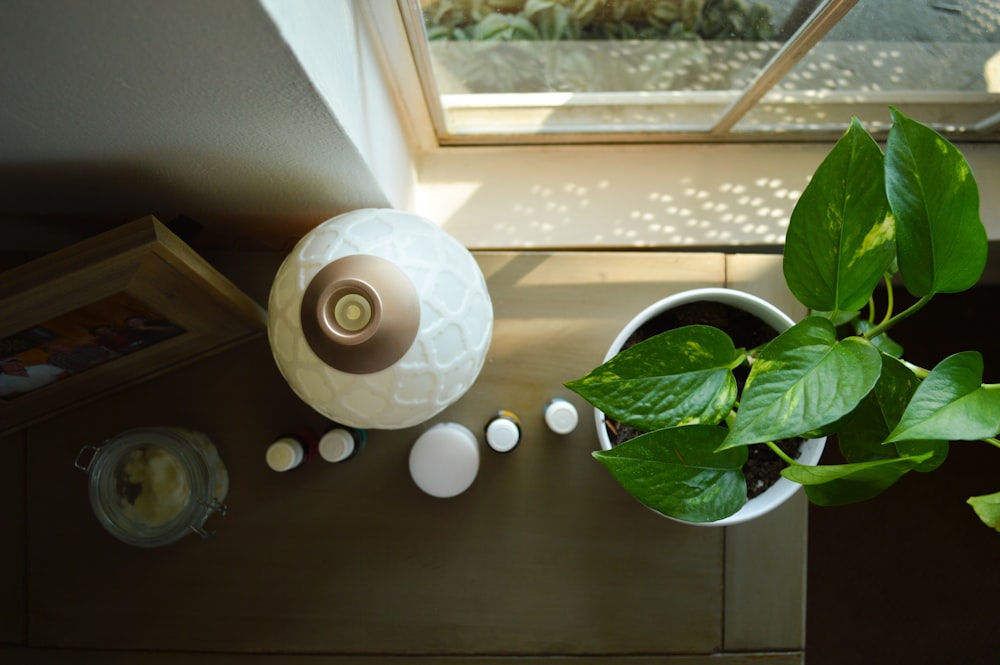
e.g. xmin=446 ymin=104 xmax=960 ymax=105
xmin=544 ymin=398 xmax=579 ymax=435
xmin=265 ymin=431 xmax=318 ymax=472
xmin=75 ymin=426 xmax=229 ymax=547
xmin=485 ymin=410 xmax=521 ymax=453
xmin=318 ymin=425 xmax=366 ymax=463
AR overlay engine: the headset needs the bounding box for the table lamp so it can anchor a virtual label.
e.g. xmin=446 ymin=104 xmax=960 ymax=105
xmin=267 ymin=209 xmax=493 ymax=429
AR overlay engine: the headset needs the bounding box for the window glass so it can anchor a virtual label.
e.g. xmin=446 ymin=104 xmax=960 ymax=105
xmin=405 ymin=0 xmax=1000 ymax=142
xmin=734 ymin=0 xmax=1000 ymax=135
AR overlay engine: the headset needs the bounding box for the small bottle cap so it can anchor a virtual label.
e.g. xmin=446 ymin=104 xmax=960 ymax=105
xmin=266 ymin=437 xmax=305 ymax=472
xmin=545 ymin=398 xmax=578 ymax=435
xmin=409 ymin=423 xmax=480 ymax=498
xmin=486 ymin=416 xmax=520 ymax=453
xmin=318 ymin=428 xmax=355 ymax=463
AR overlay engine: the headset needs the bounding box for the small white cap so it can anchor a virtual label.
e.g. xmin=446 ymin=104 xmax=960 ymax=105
xmin=409 ymin=423 xmax=480 ymax=498
xmin=318 ymin=428 xmax=355 ymax=463
xmin=486 ymin=417 xmax=520 ymax=452
xmin=266 ymin=437 xmax=304 ymax=471
xmin=545 ymin=398 xmax=578 ymax=435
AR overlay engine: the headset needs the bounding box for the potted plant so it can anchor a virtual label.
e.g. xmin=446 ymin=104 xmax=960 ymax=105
xmin=590 ymin=286 xmax=827 ymax=526
xmin=567 ymin=107 xmax=1000 ymax=530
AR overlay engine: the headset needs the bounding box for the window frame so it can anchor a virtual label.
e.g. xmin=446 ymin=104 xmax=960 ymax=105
xmin=393 ymin=0 xmax=1000 ymax=146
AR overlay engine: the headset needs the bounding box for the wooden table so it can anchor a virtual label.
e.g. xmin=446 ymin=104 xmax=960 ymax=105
xmin=4 ymin=252 xmax=807 ymax=663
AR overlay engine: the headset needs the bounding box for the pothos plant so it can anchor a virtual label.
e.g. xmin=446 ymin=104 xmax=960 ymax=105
xmin=566 ymin=107 xmax=1000 ymax=530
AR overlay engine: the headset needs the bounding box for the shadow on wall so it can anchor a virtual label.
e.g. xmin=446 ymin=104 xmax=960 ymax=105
xmin=0 ymin=161 xmax=378 ymax=253
xmin=418 ymin=144 xmax=823 ymax=248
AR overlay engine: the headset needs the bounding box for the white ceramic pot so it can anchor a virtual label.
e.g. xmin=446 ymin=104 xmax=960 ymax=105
xmin=596 ymin=287 xmax=825 ymax=527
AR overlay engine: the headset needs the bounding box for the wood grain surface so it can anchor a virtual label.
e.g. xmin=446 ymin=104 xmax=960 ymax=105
xmin=17 ymin=252 xmax=804 ymax=662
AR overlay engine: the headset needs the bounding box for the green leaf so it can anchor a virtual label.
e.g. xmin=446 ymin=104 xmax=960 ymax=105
xmin=566 ymin=325 xmax=742 ymax=431
xmin=593 ymin=425 xmax=748 ymax=523
xmin=473 ymin=13 xmax=540 ymax=40
xmin=784 ymin=117 xmax=895 ymax=315
xmin=524 ymin=0 xmax=569 ymax=39
xmin=885 ymin=107 xmax=987 ymax=296
xmin=887 ymin=351 xmax=1000 ymax=443
xmin=837 ymin=354 xmax=948 ymax=471
xmin=721 ymin=317 xmax=882 ymax=448
xmin=852 ymin=318 xmax=904 ymax=358
xmin=967 ymin=491 xmax=1000 ymax=532
xmin=782 ymin=452 xmax=931 ymax=506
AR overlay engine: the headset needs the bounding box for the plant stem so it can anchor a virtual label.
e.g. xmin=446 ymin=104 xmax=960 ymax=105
xmin=765 ymin=440 xmax=799 ymax=466
xmin=879 ymin=273 xmax=895 ymax=325
xmin=900 ymin=358 xmax=931 ymax=379
xmin=745 ymin=344 xmax=764 ymax=363
xmin=984 ymin=438 xmax=1000 ymax=451
xmin=864 ymin=294 xmax=933 ymax=340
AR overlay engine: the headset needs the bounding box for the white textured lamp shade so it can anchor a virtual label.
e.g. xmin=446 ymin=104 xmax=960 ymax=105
xmin=267 ymin=209 xmax=494 ymax=429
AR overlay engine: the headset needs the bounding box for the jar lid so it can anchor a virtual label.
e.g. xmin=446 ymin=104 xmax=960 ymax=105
xmin=318 ymin=428 xmax=355 ymax=463
xmin=545 ymin=399 xmax=579 ymax=434
xmin=485 ymin=416 xmax=520 ymax=452
xmin=409 ymin=423 xmax=479 ymax=498
xmin=266 ymin=437 xmax=304 ymax=471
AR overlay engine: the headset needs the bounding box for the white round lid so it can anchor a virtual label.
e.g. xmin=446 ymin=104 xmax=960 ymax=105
xmin=318 ymin=428 xmax=355 ymax=463
xmin=266 ymin=438 xmax=304 ymax=472
xmin=409 ymin=423 xmax=480 ymax=498
xmin=485 ymin=417 xmax=520 ymax=452
xmin=545 ymin=399 xmax=579 ymax=435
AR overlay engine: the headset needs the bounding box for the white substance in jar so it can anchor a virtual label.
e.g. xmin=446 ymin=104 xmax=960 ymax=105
xmin=119 ymin=447 xmax=191 ymax=526
xmin=82 ymin=427 xmax=230 ymax=547
xmin=187 ymin=430 xmax=230 ymax=502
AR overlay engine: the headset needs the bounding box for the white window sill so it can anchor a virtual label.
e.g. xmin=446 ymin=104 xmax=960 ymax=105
xmin=414 ymin=141 xmax=1000 ymax=249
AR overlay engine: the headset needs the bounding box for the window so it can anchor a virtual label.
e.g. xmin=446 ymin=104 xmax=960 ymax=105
xmin=399 ymin=0 xmax=1000 ymax=144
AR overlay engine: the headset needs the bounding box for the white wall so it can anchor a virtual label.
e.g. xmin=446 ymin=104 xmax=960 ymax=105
xmin=259 ymin=0 xmax=418 ymax=211
xmin=0 ymin=0 xmax=400 ymax=250
xmin=2 ymin=0 xmax=997 ymax=254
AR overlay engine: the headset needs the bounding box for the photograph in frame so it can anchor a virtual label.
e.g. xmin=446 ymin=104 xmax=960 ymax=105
xmin=0 ymin=216 xmax=266 ymax=435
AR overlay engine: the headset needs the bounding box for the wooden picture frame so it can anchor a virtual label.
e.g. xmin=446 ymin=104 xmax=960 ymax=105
xmin=0 ymin=216 xmax=267 ymax=436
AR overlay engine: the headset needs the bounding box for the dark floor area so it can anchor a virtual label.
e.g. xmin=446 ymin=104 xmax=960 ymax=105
xmin=806 ymin=284 xmax=1000 ymax=664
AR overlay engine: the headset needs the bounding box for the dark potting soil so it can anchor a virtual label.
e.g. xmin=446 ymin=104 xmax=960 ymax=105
xmin=606 ymin=300 xmax=803 ymax=500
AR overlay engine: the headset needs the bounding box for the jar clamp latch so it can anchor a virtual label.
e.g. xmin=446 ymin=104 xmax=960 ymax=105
xmin=73 ymin=442 xmax=107 ymax=473
xmin=189 ymin=497 xmax=229 ymax=539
